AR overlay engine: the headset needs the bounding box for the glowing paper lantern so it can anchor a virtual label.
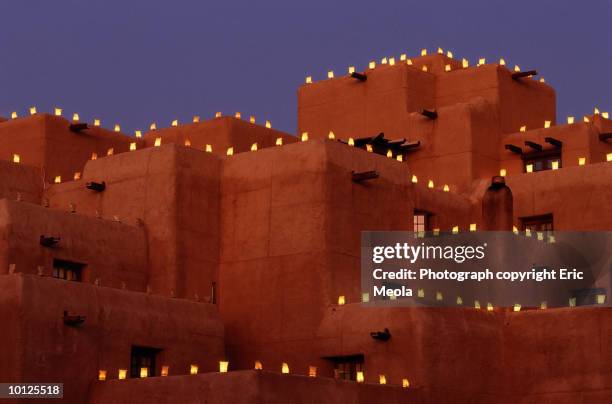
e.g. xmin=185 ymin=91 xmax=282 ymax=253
xmin=251 ymin=143 xmax=258 ymax=151
xmin=281 ymin=363 xmax=289 ymax=374
xmin=29 ymin=106 xmax=37 ymax=115
xmin=567 ymin=116 xmax=574 ymax=124
xmin=171 ymin=119 xmax=178 ymax=127
xmin=98 ymin=370 xmax=107 ymax=381
xmin=94 ymin=119 xmax=101 ymax=126
xmin=118 ymin=369 xmax=127 ymax=380
xmin=356 ymin=371 xmax=364 ymax=383
xmin=54 ymin=108 xmax=62 ymax=116
xmin=308 ymin=366 xmax=317 ymax=377
xmin=301 ymin=132 xmax=308 ymax=142
xmin=161 ymin=366 xmax=169 ymax=377
xmin=190 ymin=364 xmax=198 ymax=375
xmin=254 ymin=361 xmax=263 ymax=370
xmin=327 ymin=71 xmax=334 ymax=79
xmin=219 ymin=361 xmax=229 ymax=373
xmin=379 ymin=375 xmax=386 ymax=385
xmin=305 ymin=76 xmax=312 ymax=84
xmin=276 ymin=137 xmax=283 ymax=146
xmin=140 ymin=367 xmax=148 ymax=378
xmin=338 ymin=295 xmax=345 ymax=305
xmin=578 ymin=157 xmax=586 ymax=166
xmin=154 ymin=138 xmax=162 ymax=147
xmin=265 ymin=120 xmax=271 ymax=128
xmin=12 ymin=154 xmax=20 ymax=164
xmin=328 ymin=131 xmax=335 ymax=140
xmin=114 ymin=124 xmax=121 ymax=132
xmin=499 ymin=169 xmax=507 ymax=177
xmin=226 ymin=147 xmax=234 ymax=156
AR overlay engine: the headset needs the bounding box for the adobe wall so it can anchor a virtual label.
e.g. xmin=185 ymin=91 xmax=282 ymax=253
xmin=0 ymin=114 xmax=138 ymax=184
xmin=298 ymin=55 xmax=555 ymax=141
xmin=218 ymin=139 xmax=475 ymax=374
xmin=0 ymin=274 xmax=225 ymax=404
xmin=44 ymin=144 xmax=221 ymax=300
xmin=505 ymin=162 xmax=612 ymax=230
xmin=0 ymin=159 xmax=42 ymax=204
xmin=0 ymin=199 xmax=147 ymax=290
xmin=141 ymin=116 xmax=298 ymax=155
xmin=87 ymin=370 xmax=418 ymax=404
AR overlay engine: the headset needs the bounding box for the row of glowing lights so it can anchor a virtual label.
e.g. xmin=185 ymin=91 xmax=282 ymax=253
xmin=517 ymin=109 xmax=609 ymax=133
xmin=6 ymin=108 xmax=273 ymax=136
xmin=10 ymin=130 xmax=612 ymax=185
xmin=501 ymin=153 xmax=612 ymax=176
xmin=98 ymin=362 xmax=410 ymax=387
xmin=338 ymin=290 xmax=606 ymax=309
xmin=305 ymin=47 xmax=546 ymax=83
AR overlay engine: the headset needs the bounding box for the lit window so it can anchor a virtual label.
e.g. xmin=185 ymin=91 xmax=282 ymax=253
xmin=413 ymin=210 xmax=431 ymax=232
xmin=327 ymin=355 xmax=364 ymax=382
xmin=52 ymin=259 xmax=85 ymax=282
xmin=521 ymin=214 xmax=553 ymax=238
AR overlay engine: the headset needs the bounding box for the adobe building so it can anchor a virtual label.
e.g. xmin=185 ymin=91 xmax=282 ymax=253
xmin=0 ymin=49 xmax=611 ymax=403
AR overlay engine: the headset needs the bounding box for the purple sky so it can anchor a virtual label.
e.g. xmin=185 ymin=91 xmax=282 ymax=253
xmin=1 ymin=0 xmax=610 ymax=135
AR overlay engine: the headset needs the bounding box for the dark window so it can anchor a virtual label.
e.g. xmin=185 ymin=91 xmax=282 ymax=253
xmin=413 ymin=210 xmax=430 ymax=232
xmin=52 ymin=259 xmax=85 ymax=282
xmin=326 ymin=354 xmax=364 ymax=381
xmin=130 ymin=346 xmax=161 ymax=378
xmin=521 ymin=214 xmax=553 ymax=237
xmin=523 ymin=150 xmax=561 ymax=173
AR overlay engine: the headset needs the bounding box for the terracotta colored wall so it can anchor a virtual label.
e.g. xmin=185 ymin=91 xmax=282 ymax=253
xmin=0 ymin=200 xmax=147 ymax=290
xmin=142 ymin=116 xmax=297 ymax=155
xmin=44 ymin=144 xmax=221 ymax=299
xmin=0 ymin=160 xmax=42 ymax=204
xmin=88 ymin=370 xmax=416 ymax=404
xmin=0 ymin=115 xmax=138 ymax=184
xmin=506 ymin=162 xmax=612 ymax=230
xmin=0 ymin=274 xmax=224 ymax=404
xmin=218 ymin=139 xmax=475 ymax=376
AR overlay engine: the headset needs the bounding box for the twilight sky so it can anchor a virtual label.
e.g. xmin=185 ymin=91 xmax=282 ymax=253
xmin=1 ymin=0 xmax=610 ymax=135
